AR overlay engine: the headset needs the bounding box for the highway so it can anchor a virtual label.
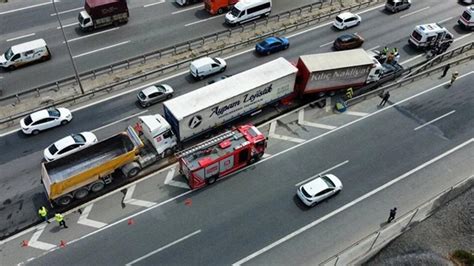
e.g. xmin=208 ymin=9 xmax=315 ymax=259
xmin=24 ymin=65 xmax=474 ymax=265
xmin=0 ymin=0 xmax=473 ymax=239
xmin=0 ymin=0 xmax=316 ymax=94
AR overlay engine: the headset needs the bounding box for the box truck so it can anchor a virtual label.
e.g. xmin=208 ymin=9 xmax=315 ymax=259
xmin=78 ymin=0 xmax=129 ymax=31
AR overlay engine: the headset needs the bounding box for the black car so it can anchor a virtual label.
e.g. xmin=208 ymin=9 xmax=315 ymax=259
xmin=333 ymin=33 xmax=364 ymax=51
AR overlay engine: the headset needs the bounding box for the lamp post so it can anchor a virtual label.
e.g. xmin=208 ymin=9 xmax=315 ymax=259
xmin=51 ymin=0 xmax=85 ymax=94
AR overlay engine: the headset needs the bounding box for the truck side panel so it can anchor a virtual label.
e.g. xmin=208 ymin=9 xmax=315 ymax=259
xmin=85 ymin=0 xmax=128 ymax=19
xmin=43 ymin=133 xmax=137 ymax=200
xmin=300 ymin=65 xmax=371 ymax=94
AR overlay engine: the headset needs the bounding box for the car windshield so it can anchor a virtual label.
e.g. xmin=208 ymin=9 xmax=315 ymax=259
xmin=322 ymin=176 xmax=336 ymax=188
xmin=387 ymin=0 xmax=395 ymax=5
xmin=212 ymin=58 xmax=220 ymax=64
xmin=412 ymin=30 xmax=422 ymax=41
xmin=48 ymin=144 xmax=58 ymax=155
xmin=156 ymin=85 xmax=166 ymax=92
xmin=230 ymin=7 xmax=241 ymax=17
xmin=78 ymin=13 xmax=84 ymax=24
xmin=462 ymin=11 xmax=471 ymax=20
xmin=336 ymin=16 xmax=343 ymax=23
xmin=4 ymin=48 xmax=14 ymax=60
xmin=138 ymin=91 xmax=146 ymax=99
xmin=260 ymin=40 xmax=271 ymax=47
xmin=71 ymin=134 xmax=86 ymax=144
xmin=24 ymin=115 xmax=33 ymax=126
xmin=301 ymin=187 xmax=312 ymax=198
xmin=47 ymin=108 xmax=60 ymax=117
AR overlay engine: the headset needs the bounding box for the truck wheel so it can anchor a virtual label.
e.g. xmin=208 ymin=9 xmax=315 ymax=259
xmin=164 ymin=148 xmax=173 ymax=157
xmin=74 ymin=188 xmax=89 ymax=199
xmin=8 ymin=65 xmax=16 ymax=70
xmin=56 ymin=195 xmax=73 ymax=206
xmin=122 ymin=162 xmax=141 ymax=178
xmin=90 ymin=181 xmax=105 ymax=192
xmin=206 ymin=176 xmax=217 ymax=185
xmin=218 ymin=8 xmax=224 ymax=14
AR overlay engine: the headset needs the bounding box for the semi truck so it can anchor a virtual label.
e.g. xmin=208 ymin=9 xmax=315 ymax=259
xmin=177 ymin=124 xmax=266 ymax=189
xmin=41 ymin=119 xmax=169 ymax=207
xmin=78 ymin=0 xmax=129 ymax=31
xmin=204 ymin=0 xmax=239 ymax=15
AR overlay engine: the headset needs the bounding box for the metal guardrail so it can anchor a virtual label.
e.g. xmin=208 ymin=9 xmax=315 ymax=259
xmin=0 ymin=0 xmax=382 ymax=125
xmin=320 ymin=176 xmax=474 ymax=266
xmin=346 ymin=41 xmax=474 ymax=106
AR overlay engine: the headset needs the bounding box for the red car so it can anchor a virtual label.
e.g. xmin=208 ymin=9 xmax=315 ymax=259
xmin=333 ymin=33 xmax=364 ymax=50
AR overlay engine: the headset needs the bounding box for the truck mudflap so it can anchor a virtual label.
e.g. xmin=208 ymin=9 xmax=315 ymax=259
xmin=127 ymin=126 xmax=144 ymax=149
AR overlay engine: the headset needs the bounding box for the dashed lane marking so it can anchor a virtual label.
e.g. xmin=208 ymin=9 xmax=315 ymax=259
xmin=295 ymin=160 xmax=350 ymax=186
xmin=0 ymin=2 xmax=50 ymax=15
xmin=172 ymin=5 xmax=201 ymax=15
xmin=50 ymin=7 xmax=82 ymax=16
xmin=414 ymin=110 xmax=456 ymax=131
xmin=6 ymin=33 xmax=36 ymax=42
xmin=399 ymin=6 xmax=430 ymax=19
xmin=144 ymin=0 xmax=166 ymax=7
xmin=345 ymin=111 xmax=369 ymax=117
xmin=185 ymin=15 xmax=224 ymax=27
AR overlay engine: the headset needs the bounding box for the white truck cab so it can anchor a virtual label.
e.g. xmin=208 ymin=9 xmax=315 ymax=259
xmin=138 ymin=114 xmax=177 ymax=158
xmin=458 ymin=6 xmax=474 ymax=30
xmin=0 ymin=39 xmax=51 ymax=70
xmin=78 ymin=11 xmax=93 ymax=30
xmin=408 ymin=23 xmax=453 ymax=49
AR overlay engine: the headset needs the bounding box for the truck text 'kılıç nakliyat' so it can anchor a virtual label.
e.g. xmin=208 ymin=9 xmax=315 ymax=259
xmin=78 ymin=0 xmax=129 ymax=31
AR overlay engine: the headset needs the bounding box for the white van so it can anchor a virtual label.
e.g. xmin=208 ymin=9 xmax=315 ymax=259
xmin=0 ymin=39 xmax=51 ymax=70
xmin=189 ymin=57 xmax=227 ymax=80
xmin=408 ymin=23 xmax=453 ymax=49
xmin=458 ymin=6 xmax=474 ymax=30
xmin=225 ymin=0 xmax=272 ymax=25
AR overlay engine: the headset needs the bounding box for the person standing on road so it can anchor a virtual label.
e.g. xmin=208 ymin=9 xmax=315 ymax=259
xmin=38 ymin=206 xmax=50 ymax=223
xmin=379 ymin=91 xmax=391 ymax=107
xmin=55 ymin=213 xmax=68 ymax=229
xmin=440 ymin=64 xmax=450 ymax=78
xmin=381 ymin=46 xmax=388 ymax=56
xmin=387 ymin=207 xmax=397 ymax=223
xmin=450 ymin=71 xmax=459 ymax=86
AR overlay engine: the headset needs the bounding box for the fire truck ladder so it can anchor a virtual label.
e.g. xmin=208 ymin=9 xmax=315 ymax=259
xmin=176 ymin=130 xmax=236 ymax=158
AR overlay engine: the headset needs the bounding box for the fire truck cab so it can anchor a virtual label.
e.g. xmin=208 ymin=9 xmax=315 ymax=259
xmin=177 ymin=124 xmax=266 ymax=189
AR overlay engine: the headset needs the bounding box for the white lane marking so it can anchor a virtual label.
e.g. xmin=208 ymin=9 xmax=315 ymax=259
xmin=454 ymin=33 xmax=472 ymax=43
xmin=144 ymin=0 xmax=166 ymax=7
xmin=6 ymin=33 xmax=36 ymax=42
xmin=125 ymin=230 xmax=202 ymax=266
xmin=399 ymin=6 xmax=430 ymax=19
xmin=65 ymin=27 xmax=120 ymax=43
xmin=414 ymin=110 xmax=456 ymax=131
xmin=262 ymin=153 xmax=271 ymax=158
xmin=234 ymin=138 xmax=474 ymax=265
xmin=400 ymin=54 xmax=423 ymax=65
xmin=91 ymin=110 xmax=148 ymax=133
xmin=13 ymin=73 xmax=474 ymax=261
xmin=319 ymin=41 xmax=333 ymax=48
xmin=27 ymin=224 xmax=56 ymax=250
xmin=57 ymin=22 xmax=78 ymax=29
xmin=295 ymin=160 xmax=349 ymax=187
xmin=123 ymin=185 xmax=156 ymax=208
xmin=298 ymin=109 xmax=336 ymax=130
xmin=345 ymin=111 xmax=368 ymax=117
xmin=369 ymin=45 xmax=380 ymax=51
xmin=437 ymin=17 xmax=453 ymax=24
xmin=73 ymin=40 xmax=130 ymax=58
xmin=50 ymin=7 xmax=82 ymax=16
xmin=164 ymin=166 xmax=191 ymax=189
xmin=268 ymin=121 xmax=305 ymax=143
xmin=77 ymin=204 xmax=108 ymax=228
xmin=0 ymin=2 xmax=50 ymax=15
xmin=172 ymin=5 xmax=202 ymax=14
xmin=185 ymin=15 xmax=225 ymax=27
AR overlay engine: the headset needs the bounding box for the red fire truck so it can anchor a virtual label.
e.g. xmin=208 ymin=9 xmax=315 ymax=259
xmin=177 ymin=124 xmax=266 ymax=189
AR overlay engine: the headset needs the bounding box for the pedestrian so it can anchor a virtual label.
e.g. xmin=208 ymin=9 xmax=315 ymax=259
xmin=379 ymin=91 xmax=390 ymax=107
xmin=387 ymin=207 xmax=397 ymax=223
xmin=450 ymin=71 xmax=459 ymax=86
xmin=381 ymin=46 xmax=388 ymax=56
xmin=392 ymin=47 xmax=398 ymax=56
xmin=441 ymin=64 xmax=450 ymax=78
xmin=38 ymin=206 xmax=50 ymax=223
xmin=55 ymin=213 xmax=68 ymax=229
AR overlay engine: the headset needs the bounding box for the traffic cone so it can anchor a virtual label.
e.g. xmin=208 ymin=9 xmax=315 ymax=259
xmin=184 ymin=198 xmax=192 ymax=206
xmin=59 ymin=240 xmax=66 ymax=248
xmin=128 ymin=218 xmax=135 ymax=225
xmin=21 ymin=240 xmax=29 ymax=247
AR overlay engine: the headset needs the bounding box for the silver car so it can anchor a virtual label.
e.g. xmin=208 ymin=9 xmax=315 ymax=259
xmin=297 ymin=174 xmax=343 ymax=207
xmin=137 ymin=84 xmax=174 ymax=107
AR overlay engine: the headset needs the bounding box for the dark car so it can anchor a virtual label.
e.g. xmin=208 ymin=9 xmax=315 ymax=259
xmin=255 ymin=37 xmax=289 ymax=55
xmin=333 ymin=33 xmax=364 ymax=50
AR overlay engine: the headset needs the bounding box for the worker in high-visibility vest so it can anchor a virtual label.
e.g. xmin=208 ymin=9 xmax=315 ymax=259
xmin=55 ymin=213 xmax=68 ymax=229
xmin=38 ymin=206 xmax=50 ymax=223
xmin=346 ymin=87 xmax=353 ymax=99
xmin=381 ymin=46 xmax=388 ymax=56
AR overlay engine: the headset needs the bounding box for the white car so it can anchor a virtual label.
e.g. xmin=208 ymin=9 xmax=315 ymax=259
xmin=189 ymin=57 xmax=227 ymax=80
xmin=296 ymin=174 xmax=343 ymax=207
xmin=20 ymin=107 xmax=73 ymax=135
xmin=137 ymin=84 xmax=174 ymax=107
xmin=333 ymin=12 xmax=361 ymax=30
xmin=44 ymin=132 xmax=97 ymax=161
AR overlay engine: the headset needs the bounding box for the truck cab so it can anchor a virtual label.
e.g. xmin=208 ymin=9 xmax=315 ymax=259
xmin=78 ymin=11 xmax=93 ymax=30
xmin=138 ymin=114 xmax=178 ymax=158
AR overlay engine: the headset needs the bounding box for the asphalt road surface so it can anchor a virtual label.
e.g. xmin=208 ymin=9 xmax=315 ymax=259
xmin=25 ymin=66 xmax=474 ymax=265
xmin=0 ymin=0 xmax=473 ymax=240
xmin=0 ymin=0 xmax=318 ymax=94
